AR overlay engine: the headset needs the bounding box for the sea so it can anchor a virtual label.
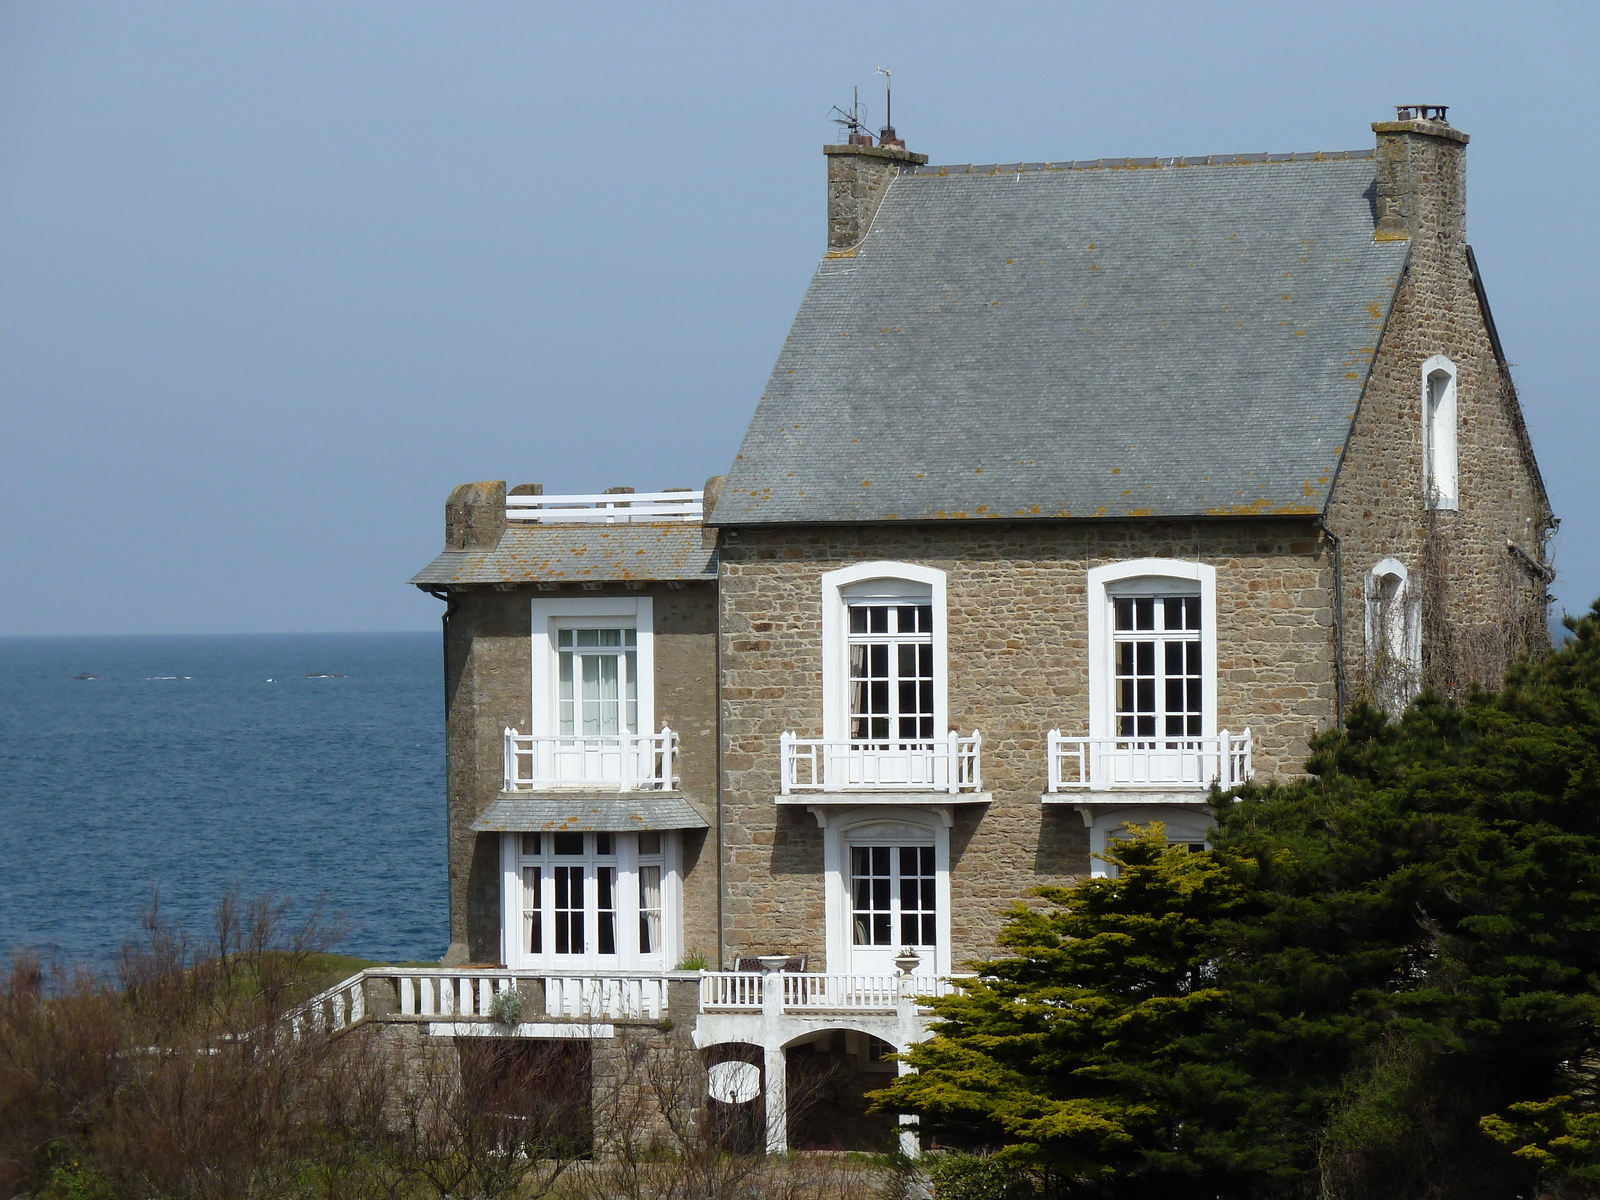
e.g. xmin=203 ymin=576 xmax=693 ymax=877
xmin=0 ymin=633 xmax=446 ymax=973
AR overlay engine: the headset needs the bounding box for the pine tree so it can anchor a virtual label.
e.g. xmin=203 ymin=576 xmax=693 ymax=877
xmin=877 ymin=604 xmax=1600 ymax=1199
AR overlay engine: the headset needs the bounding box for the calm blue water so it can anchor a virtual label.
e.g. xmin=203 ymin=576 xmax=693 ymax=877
xmin=0 ymin=633 xmax=446 ymax=970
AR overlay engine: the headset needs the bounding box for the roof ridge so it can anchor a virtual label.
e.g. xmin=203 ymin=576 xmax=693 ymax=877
xmin=910 ymin=149 xmax=1374 ymax=176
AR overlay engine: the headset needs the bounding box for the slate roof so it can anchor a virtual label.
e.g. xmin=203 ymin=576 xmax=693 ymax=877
xmin=471 ymin=793 xmax=709 ymax=833
xmin=409 ymin=524 xmax=716 ymax=586
xmin=718 ymin=151 xmax=1411 ymax=525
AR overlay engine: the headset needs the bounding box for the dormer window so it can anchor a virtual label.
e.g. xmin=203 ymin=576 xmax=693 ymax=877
xmin=1422 ymin=355 xmax=1458 ymax=510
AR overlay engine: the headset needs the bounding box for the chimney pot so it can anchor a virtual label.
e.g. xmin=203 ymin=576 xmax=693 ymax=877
xmin=1372 ymin=106 xmax=1469 ymax=245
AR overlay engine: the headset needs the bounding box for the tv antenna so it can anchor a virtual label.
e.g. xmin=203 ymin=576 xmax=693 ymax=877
xmin=876 ymin=66 xmax=892 ymax=133
xmin=829 ymin=86 xmax=870 ymax=144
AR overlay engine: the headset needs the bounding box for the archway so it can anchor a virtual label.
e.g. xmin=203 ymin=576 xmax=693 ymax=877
xmin=783 ymin=1028 xmax=902 ymax=1152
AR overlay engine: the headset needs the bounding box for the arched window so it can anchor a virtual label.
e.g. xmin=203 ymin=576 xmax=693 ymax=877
xmin=1366 ymin=558 xmax=1420 ymax=714
xmin=1086 ymin=559 xmax=1218 ymax=743
xmin=820 ymin=563 xmax=948 ymax=744
xmin=818 ymin=808 xmax=951 ymax=976
xmin=1422 ymin=355 xmax=1458 ymax=511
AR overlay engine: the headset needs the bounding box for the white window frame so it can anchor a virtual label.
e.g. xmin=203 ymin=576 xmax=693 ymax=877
xmin=531 ymin=597 xmax=655 ymax=737
xmin=499 ymin=829 xmax=681 ymax=970
xmin=1365 ymin=557 xmax=1421 ymax=711
xmin=1421 ymin=354 xmax=1459 ymax=511
xmin=819 ymin=807 xmax=952 ymax=976
xmin=1086 ymin=560 xmax=1218 ymax=741
xmin=1086 ymin=806 xmax=1214 ymax=879
xmin=820 ymin=562 xmax=948 ymax=743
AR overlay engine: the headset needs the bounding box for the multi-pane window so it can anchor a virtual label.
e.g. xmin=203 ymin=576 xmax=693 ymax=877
xmin=517 ymin=831 xmax=643 ymax=960
xmin=1113 ymin=595 xmax=1202 ymax=739
xmin=848 ymin=603 xmax=934 ymax=741
xmin=637 ymin=831 xmax=663 ymax=955
xmin=557 ymin=628 xmax=638 ymax=736
xmin=850 ymin=845 xmax=937 ymax=949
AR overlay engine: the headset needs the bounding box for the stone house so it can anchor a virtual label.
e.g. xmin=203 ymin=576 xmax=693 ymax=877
xmin=336 ymin=105 xmax=1552 ymax=1155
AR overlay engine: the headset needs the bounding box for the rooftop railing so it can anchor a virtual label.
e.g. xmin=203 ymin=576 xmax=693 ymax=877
xmin=1046 ymin=730 xmax=1252 ymax=792
xmin=504 ymin=728 xmax=678 ymax=791
xmin=506 ymin=490 xmax=703 ymax=524
xmin=779 ymin=731 xmax=982 ymax=794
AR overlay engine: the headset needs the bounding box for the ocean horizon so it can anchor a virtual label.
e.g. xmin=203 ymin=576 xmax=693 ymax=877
xmin=0 ymin=631 xmax=447 ymax=972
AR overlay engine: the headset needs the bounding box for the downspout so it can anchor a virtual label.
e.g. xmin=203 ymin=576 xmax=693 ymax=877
xmin=713 ymin=550 xmax=726 ymax=971
xmin=425 ymin=586 xmax=460 ymax=962
xmin=425 ymin=587 xmax=458 ymax=714
xmin=1314 ymin=520 xmax=1347 ymax=731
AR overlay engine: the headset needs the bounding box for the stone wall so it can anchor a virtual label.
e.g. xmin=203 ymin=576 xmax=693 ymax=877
xmin=716 ymin=519 xmax=1335 ymax=968
xmin=441 ymin=582 xmax=718 ymax=965
xmin=1327 ymin=120 xmax=1553 ymax=704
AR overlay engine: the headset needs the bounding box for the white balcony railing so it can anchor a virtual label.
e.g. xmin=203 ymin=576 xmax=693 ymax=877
xmin=699 ymin=971 xmax=958 ymax=1013
xmin=778 ymin=731 xmax=982 ymax=794
xmin=1046 ymin=729 xmax=1252 ymax=792
xmin=506 ymin=490 xmax=703 ymax=524
xmin=503 ymin=727 xmax=678 ymax=792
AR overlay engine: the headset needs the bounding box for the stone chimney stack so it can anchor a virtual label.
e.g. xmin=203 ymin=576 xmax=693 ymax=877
xmin=824 ymin=141 xmax=928 ymax=255
xmin=1372 ymin=105 xmax=1469 ymax=246
xmin=445 ymin=480 xmax=506 ymax=551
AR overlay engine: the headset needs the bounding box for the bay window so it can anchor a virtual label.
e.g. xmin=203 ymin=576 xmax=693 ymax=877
xmin=503 ymin=829 xmax=677 ymax=969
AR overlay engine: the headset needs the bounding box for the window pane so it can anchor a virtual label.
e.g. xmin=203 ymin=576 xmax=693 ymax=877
xmin=522 ymin=867 xmax=542 ymax=955
xmin=558 ymin=629 xmax=573 ymax=647
xmin=638 ymin=831 xmax=662 ymax=856
xmin=581 ymin=654 xmax=620 ymax=736
xmin=624 ymin=651 xmax=638 ymax=734
xmin=554 ymin=866 xmax=583 ymax=955
xmin=559 ymin=653 xmax=575 ymax=736
xmin=597 ymin=867 xmax=616 ymax=956
xmin=520 ymin=833 xmax=541 ymax=856
xmin=638 ymin=866 xmax=661 ymax=955
xmin=596 ymin=833 xmax=614 ymax=856
xmin=850 ymin=607 xmax=867 ymax=634
xmin=1135 ymin=598 xmax=1155 ymax=630
xmin=1115 ymin=597 xmax=1134 ymax=630
xmin=554 ymin=833 xmax=583 ymax=855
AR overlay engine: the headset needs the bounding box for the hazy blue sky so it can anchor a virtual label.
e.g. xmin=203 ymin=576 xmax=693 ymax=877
xmin=0 ymin=1 xmax=1594 ymax=635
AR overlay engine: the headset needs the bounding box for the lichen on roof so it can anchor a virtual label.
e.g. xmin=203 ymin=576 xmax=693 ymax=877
xmin=718 ymin=153 xmax=1408 ymax=525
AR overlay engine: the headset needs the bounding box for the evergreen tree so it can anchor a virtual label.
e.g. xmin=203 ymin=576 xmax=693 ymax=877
xmin=877 ymin=604 xmax=1600 ymax=1199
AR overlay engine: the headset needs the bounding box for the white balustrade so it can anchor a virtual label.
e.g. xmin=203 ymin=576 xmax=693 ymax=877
xmin=699 ymin=972 xmax=955 ymax=1013
xmin=543 ymin=975 xmax=668 ymax=1020
xmin=779 ymin=731 xmax=982 ymax=794
xmin=699 ymin=972 xmax=765 ymax=1010
xmin=503 ymin=727 xmax=678 ymax=791
xmin=288 ymin=975 xmax=367 ymax=1038
xmin=506 ymin=490 xmax=703 ymax=524
xmin=1046 ymin=729 xmax=1253 ymax=791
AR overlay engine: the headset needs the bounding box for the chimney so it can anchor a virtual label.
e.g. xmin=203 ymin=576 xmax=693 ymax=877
xmin=1372 ymin=105 xmax=1469 ymax=245
xmin=824 ymin=140 xmax=928 ymax=255
xmin=445 ymin=480 xmax=506 ymax=551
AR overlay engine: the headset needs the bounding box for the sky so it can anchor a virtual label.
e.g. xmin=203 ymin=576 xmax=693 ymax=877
xmin=0 ymin=1 xmax=1595 ymax=636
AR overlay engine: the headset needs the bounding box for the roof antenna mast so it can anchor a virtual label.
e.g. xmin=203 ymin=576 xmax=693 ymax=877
xmin=829 ymin=86 xmax=872 ymax=146
xmin=875 ymin=66 xmax=902 ymax=148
